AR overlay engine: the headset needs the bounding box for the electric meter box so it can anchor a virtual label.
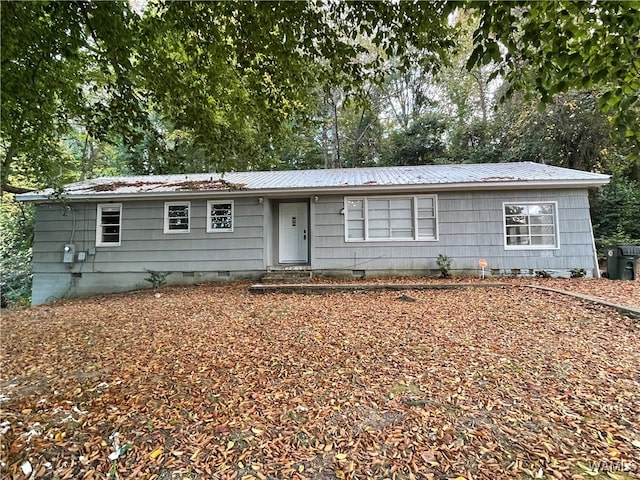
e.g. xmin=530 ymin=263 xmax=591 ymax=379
xmin=63 ymin=244 xmax=76 ymax=263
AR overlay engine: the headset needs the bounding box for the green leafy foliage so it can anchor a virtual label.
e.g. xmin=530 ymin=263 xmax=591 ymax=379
xmin=592 ymin=177 xmax=640 ymax=250
xmin=0 ymin=199 xmax=33 ymax=307
xmin=144 ymin=270 xmax=169 ymax=289
xmin=3 ymin=1 xmax=640 ymax=300
xmin=1 ymin=1 xmax=146 ymax=193
xmin=468 ymin=1 xmax=640 ymax=152
xmin=534 ymin=270 xmax=552 ymax=279
xmin=383 ymin=115 xmax=448 ymax=166
xmin=436 ymin=254 xmax=453 ymax=278
xmin=570 ymin=268 xmax=587 ymax=279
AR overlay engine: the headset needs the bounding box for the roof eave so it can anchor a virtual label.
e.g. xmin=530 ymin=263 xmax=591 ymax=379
xmin=16 ymin=178 xmax=611 ymax=203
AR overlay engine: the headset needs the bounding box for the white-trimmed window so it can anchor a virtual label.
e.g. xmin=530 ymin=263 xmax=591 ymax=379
xmin=344 ymin=195 xmax=438 ymax=242
xmin=207 ymin=200 xmax=234 ymax=232
xmin=96 ymin=204 xmax=122 ymax=246
xmin=503 ymin=202 xmax=559 ymax=249
xmin=164 ymin=201 xmax=190 ymax=233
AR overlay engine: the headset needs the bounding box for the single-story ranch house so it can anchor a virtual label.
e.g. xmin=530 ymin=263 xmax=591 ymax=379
xmin=18 ymin=162 xmax=610 ymax=305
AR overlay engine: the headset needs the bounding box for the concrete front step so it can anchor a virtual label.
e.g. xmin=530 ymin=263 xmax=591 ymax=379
xmin=261 ymin=268 xmax=312 ymax=284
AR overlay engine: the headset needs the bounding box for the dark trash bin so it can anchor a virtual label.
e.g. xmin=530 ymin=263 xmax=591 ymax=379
xmin=606 ymin=244 xmax=640 ymax=280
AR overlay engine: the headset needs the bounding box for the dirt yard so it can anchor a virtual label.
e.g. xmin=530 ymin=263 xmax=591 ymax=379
xmin=1 ymin=281 xmax=639 ymax=479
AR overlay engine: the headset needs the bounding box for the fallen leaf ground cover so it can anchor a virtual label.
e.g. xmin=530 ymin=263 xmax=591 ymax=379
xmin=1 ymin=283 xmax=639 ymax=480
xmin=308 ymin=276 xmax=640 ymax=309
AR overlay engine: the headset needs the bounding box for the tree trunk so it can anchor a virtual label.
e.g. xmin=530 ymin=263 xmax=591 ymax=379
xmin=331 ymin=98 xmax=341 ymax=168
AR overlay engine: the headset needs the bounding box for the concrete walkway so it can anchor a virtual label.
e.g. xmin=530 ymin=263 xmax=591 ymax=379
xmin=249 ymin=282 xmax=640 ymax=318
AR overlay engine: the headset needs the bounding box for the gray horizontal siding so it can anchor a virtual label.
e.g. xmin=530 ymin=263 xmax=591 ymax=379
xmin=30 ymin=187 xmax=599 ymax=304
xmin=32 ymin=227 xmax=263 ymax=245
xmin=32 ymin=198 xmax=264 ymax=274
xmin=311 ymin=189 xmax=597 ymax=273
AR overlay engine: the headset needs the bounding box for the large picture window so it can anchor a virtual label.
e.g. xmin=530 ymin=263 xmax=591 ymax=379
xmin=96 ymin=204 xmax=122 ymax=246
xmin=164 ymin=201 xmax=190 ymax=233
xmin=344 ymin=196 xmax=438 ymax=242
xmin=503 ymin=202 xmax=558 ymax=249
xmin=207 ymin=200 xmax=234 ymax=232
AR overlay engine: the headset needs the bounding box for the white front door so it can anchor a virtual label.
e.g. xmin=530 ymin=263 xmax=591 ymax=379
xmin=279 ymin=202 xmax=308 ymax=264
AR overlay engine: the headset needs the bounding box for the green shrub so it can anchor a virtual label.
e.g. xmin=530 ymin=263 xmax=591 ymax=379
xmin=534 ymin=270 xmax=551 ymax=278
xmin=594 ymin=224 xmax=640 ymax=260
xmin=144 ymin=269 xmax=169 ymax=288
xmin=0 ymin=199 xmax=34 ymax=307
xmin=436 ymin=254 xmax=452 ymax=278
xmin=570 ymin=268 xmax=587 ymax=278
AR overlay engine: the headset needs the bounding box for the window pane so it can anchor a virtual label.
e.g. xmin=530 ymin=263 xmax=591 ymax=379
xmin=369 ymin=219 xmax=390 ymax=231
xmin=168 ymin=205 xmax=188 ymax=217
xmin=347 ymin=199 xmax=363 ymax=210
xmin=347 ymin=209 xmax=363 ymax=220
xmin=507 ymin=236 xmax=530 ymax=245
xmin=530 ymin=225 xmax=554 ymax=235
xmin=369 ymin=218 xmax=390 ymax=238
xmin=391 ymin=217 xmax=412 ymax=228
xmin=505 ymin=205 xmax=526 ymax=216
xmin=346 ymin=195 xmax=437 ymax=241
xmin=102 ymin=233 xmax=119 ymax=243
xmin=209 ymin=202 xmax=232 ymax=230
xmin=348 ymin=219 xmax=364 ymax=239
xmin=529 ymin=214 xmax=554 ymax=225
xmin=506 ymin=225 xmax=529 ymax=236
xmin=369 ymin=228 xmax=388 ymax=238
xmin=98 ymin=205 xmax=121 ymax=245
xmin=531 ymin=235 xmax=555 ymax=245
xmin=169 ymin=219 xmax=189 ymax=230
xmin=368 ymin=199 xmax=388 ymax=210
xmin=391 ymin=229 xmax=413 ymax=238
xmin=505 ymin=215 xmax=527 ymax=226
xmin=529 ymin=204 xmax=553 ymax=215
xmin=419 ymin=226 xmax=435 ymax=237
xmin=346 ymin=199 xmax=364 ymax=239
xmin=504 ymin=203 xmax=556 ymax=248
xmin=390 ymin=198 xmax=412 ymax=210
xmin=211 ymin=204 xmax=231 ymax=215
xmin=418 ymin=217 xmax=436 ymax=238
xmin=417 ymin=197 xmax=433 ymax=210
xmin=418 ymin=207 xmax=434 ymax=218
xmin=390 ymin=209 xmax=412 ymax=220
xmin=167 ymin=204 xmax=189 ymax=231
xmin=368 ymin=209 xmax=388 ymax=219
xmin=101 ymin=211 xmax=120 ymax=224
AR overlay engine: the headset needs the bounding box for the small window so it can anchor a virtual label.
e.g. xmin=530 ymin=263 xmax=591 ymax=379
xmin=164 ymin=201 xmax=190 ymax=233
xmin=96 ymin=204 xmax=122 ymax=246
xmin=345 ymin=195 xmax=438 ymax=242
xmin=207 ymin=200 xmax=234 ymax=232
xmin=504 ymin=202 xmax=558 ymax=249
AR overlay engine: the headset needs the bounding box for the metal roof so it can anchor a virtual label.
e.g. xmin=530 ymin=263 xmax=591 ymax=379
xmin=17 ymin=162 xmax=610 ymax=201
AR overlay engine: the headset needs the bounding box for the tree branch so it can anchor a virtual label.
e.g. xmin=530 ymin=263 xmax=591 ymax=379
xmin=1 ymin=183 xmax=35 ymax=195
